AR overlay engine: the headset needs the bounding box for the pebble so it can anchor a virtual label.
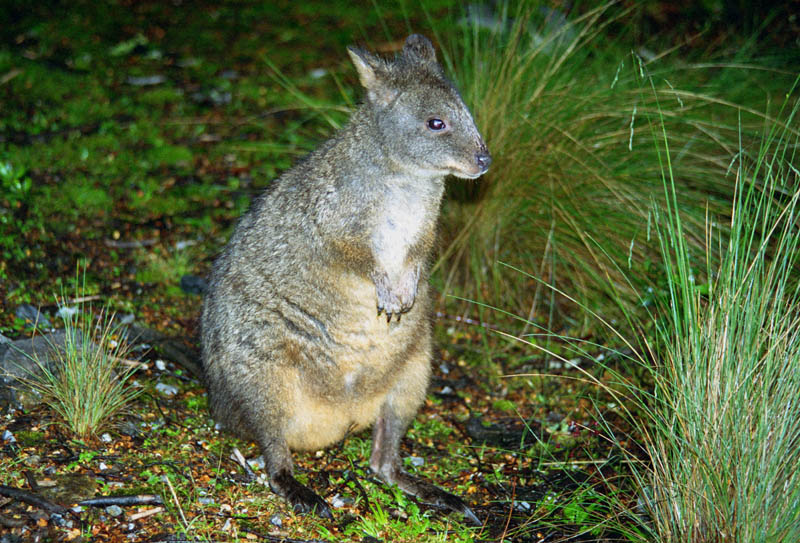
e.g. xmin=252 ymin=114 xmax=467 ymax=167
xmin=105 ymin=505 xmax=123 ymax=517
xmin=198 ymin=497 xmax=215 ymax=505
xmin=330 ymin=494 xmax=353 ymax=508
xmin=101 ymin=433 xmax=113 ymax=443
xmin=513 ymin=500 xmax=531 ymax=512
xmin=440 ymin=385 xmax=453 ymax=395
xmin=126 ymin=75 xmax=166 ymax=86
xmin=98 ymin=462 xmax=109 ymax=471
xmin=15 ymin=304 xmax=51 ymax=328
xmin=2 ymin=430 xmax=15 ymax=443
xmin=155 ymin=383 xmax=178 ymax=397
xmin=408 ymin=456 xmax=425 ymax=467
xmin=247 ymin=456 xmax=265 ymax=470
xmin=270 ymin=514 xmax=282 ymax=527
xmin=23 ymin=454 xmax=40 ymax=467
xmin=155 ymin=359 xmax=167 ymax=371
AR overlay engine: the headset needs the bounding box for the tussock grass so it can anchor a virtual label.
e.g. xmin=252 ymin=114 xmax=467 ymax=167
xmin=19 ymin=295 xmax=142 ymax=439
xmin=630 ymin=83 xmax=800 ymax=542
xmin=425 ymin=2 xmax=795 ymax=328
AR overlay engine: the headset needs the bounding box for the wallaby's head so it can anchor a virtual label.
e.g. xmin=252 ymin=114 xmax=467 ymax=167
xmin=347 ymin=34 xmax=490 ymax=180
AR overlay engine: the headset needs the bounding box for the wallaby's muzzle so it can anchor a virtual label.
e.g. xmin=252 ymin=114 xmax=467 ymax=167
xmin=475 ymin=149 xmax=492 ymax=173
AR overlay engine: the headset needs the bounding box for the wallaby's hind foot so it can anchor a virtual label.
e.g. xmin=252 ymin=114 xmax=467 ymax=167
xmin=370 ymin=403 xmax=481 ymax=525
xmin=270 ymin=469 xmax=333 ymax=520
xmin=387 ymin=470 xmax=481 ymax=526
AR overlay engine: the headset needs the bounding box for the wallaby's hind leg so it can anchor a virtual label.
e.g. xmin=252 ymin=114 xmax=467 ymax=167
xmin=262 ymin=437 xmax=333 ymax=519
xmin=369 ymin=403 xmax=481 ymax=526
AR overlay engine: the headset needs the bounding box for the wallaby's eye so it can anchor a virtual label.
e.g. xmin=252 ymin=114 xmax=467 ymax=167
xmin=427 ymin=118 xmax=446 ymax=131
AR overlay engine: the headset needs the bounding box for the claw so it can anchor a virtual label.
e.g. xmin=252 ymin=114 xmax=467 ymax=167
xmin=396 ymin=312 xmax=402 ymax=322
xmin=386 ymin=311 xmax=392 ymax=323
xmin=377 ymin=306 xmax=384 ymax=317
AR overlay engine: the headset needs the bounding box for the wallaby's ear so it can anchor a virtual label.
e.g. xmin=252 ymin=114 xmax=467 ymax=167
xmin=347 ymin=46 xmax=397 ymax=107
xmin=402 ymin=34 xmax=436 ymax=65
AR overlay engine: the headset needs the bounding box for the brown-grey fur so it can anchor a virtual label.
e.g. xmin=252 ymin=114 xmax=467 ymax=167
xmin=201 ymin=34 xmax=490 ymax=523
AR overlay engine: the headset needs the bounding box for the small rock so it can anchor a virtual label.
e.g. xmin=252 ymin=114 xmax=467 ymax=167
xmin=440 ymin=385 xmax=453 ymax=395
xmin=15 ymin=304 xmax=51 ymax=328
xmin=180 ymin=274 xmax=207 ymax=295
xmin=270 ymin=514 xmax=282 ymax=527
xmin=198 ymin=497 xmax=214 ymax=505
xmin=2 ymin=430 xmax=15 ymax=443
xmin=309 ymin=68 xmax=326 ymax=79
xmin=565 ymin=358 xmax=581 ymax=368
xmin=126 ymin=75 xmax=166 ymax=86
xmin=513 ymin=500 xmax=531 ymax=512
xmin=407 ymin=456 xmax=424 ymax=467
xmin=106 ymin=505 xmax=123 ymax=517
xmin=101 ymin=433 xmax=113 ymax=443
xmin=439 ymin=363 xmax=450 ymax=374
xmin=247 ymin=456 xmax=265 ymax=470
xmin=118 ymin=421 xmax=142 ymax=437
xmin=98 ymin=462 xmax=109 ymax=471
xmin=155 ymin=359 xmax=167 ymax=371
xmin=330 ymin=494 xmax=353 ymax=508
xmin=155 ymin=383 xmax=178 ymax=397
xmin=117 ymin=313 xmax=136 ymax=326
xmin=23 ymin=454 xmax=40 ymax=466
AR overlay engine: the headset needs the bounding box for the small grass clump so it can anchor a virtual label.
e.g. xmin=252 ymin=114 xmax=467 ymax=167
xmin=18 ymin=296 xmax=143 ymax=440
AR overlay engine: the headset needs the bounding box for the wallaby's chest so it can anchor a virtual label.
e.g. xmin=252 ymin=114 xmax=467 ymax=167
xmin=371 ymin=181 xmax=443 ymax=273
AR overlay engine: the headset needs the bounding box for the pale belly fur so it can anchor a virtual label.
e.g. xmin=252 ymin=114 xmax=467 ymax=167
xmin=282 ymin=273 xmax=421 ymax=451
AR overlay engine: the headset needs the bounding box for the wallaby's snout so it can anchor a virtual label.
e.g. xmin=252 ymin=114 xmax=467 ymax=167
xmin=475 ymin=146 xmax=492 ymax=173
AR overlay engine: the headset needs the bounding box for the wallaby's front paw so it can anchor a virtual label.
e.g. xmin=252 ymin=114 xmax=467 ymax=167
xmin=372 ymin=266 xmax=420 ymax=322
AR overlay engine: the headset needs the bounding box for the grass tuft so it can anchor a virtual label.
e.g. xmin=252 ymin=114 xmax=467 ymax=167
xmin=425 ymin=1 xmax=795 ymax=329
xmin=17 ymin=289 xmax=143 ymax=440
xmin=632 ymin=79 xmax=800 ymax=542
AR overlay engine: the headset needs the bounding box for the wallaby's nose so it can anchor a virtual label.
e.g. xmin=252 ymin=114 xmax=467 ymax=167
xmin=475 ymin=151 xmax=492 ymax=172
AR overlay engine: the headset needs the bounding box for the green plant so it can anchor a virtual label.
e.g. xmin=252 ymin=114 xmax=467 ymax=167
xmin=628 ymin=80 xmax=800 ymax=542
xmin=0 ymin=162 xmax=39 ymax=267
xmin=17 ymin=285 xmax=143 ymax=439
xmin=422 ymin=1 xmax=794 ymax=329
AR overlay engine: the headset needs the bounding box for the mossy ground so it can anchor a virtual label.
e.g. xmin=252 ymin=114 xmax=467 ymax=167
xmin=1 ymin=2 xmax=796 ymax=542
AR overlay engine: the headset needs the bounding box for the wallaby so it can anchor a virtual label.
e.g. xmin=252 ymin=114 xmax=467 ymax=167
xmin=201 ymin=34 xmax=490 ymax=524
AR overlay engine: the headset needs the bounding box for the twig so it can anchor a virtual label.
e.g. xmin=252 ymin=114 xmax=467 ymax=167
xmin=78 ymin=495 xmax=163 ymax=507
xmin=344 ymin=470 xmax=371 ymax=512
xmin=0 ymin=485 xmax=67 ymax=515
xmin=0 ymin=69 xmax=21 ymax=85
xmin=163 ymin=475 xmax=188 ymax=529
xmin=23 ymin=470 xmax=39 ymax=491
xmin=65 ymin=295 xmax=102 ymax=304
xmin=0 ymin=513 xmax=26 ymax=528
xmin=129 ymin=506 xmax=164 ymax=521
xmin=230 ymin=447 xmax=257 ymax=482
xmin=240 ymin=527 xmax=326 ymax=543
xmin=103 ymin=238 xmax=158 ymax=249
xmin=116 ymin=357 xmax=149 ymax=369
